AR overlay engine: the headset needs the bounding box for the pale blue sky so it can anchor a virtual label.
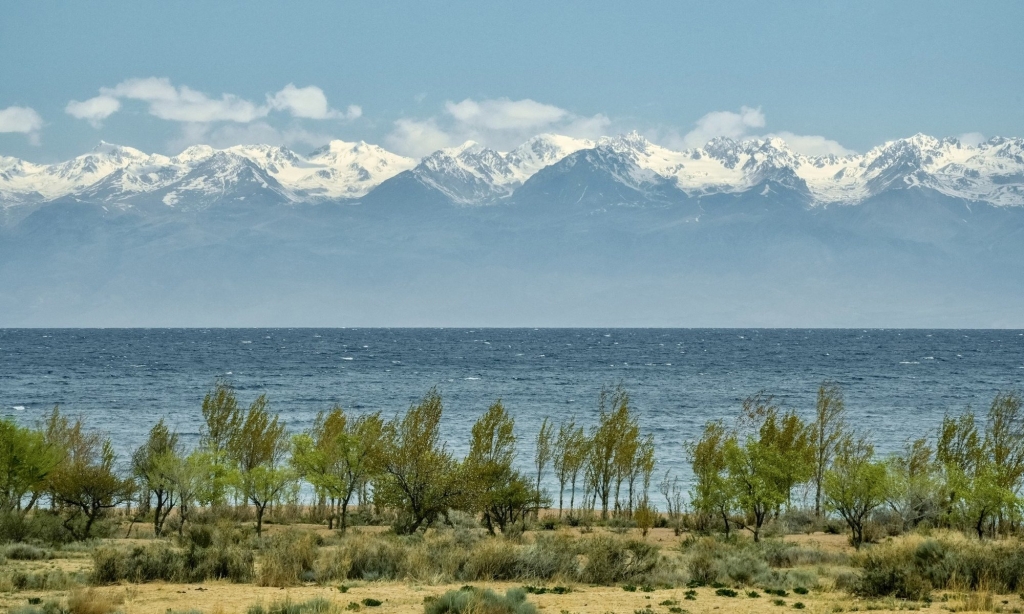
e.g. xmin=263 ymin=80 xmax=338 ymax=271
xmin=2 ymin=1 xmax=1022 ymax=161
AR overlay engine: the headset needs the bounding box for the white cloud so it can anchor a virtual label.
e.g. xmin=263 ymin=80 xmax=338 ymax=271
xmin=266 ymin=84 xmax=360 ymax=120
xmin=169 ymin=121 xmax=333 ymax=154
xmin=387 ymin=97 xmax=609 ymax=157
xmin=65 ymin=95 xmax=121 ymax=127
xmin=65 ymin=78 xmax=359 ymax=127
xmin=653 ymin=106 xmax=854 ymax=157
xmin=0 ymin=106 xmax=43 ymax=144
xmin=958 ymin=132 xmax=986 ymax=147
xmin=765 ymin=131 xmax=856 ymax=157
xmin=101 ymin=77 xmax=266 ymax=123
xmin=445 ymin=98 xmax=568 ymax=131
xmin=0 ymin=106 xmax=44 ymax=133
xmin=386 ymin=118 xmax=456 ymax=157
xmin=681 ymin=106 xmax=766 ymax=148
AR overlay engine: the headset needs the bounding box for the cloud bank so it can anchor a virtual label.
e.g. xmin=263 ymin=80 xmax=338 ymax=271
xmin=386 ymin=97 xmax=610 ymax=157
xmin=656 ymin=106 xmax=856 ymax=157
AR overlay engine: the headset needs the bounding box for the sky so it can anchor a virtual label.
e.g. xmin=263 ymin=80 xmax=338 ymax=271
xmin=2 ymin=1 xmax=1023 ymax=162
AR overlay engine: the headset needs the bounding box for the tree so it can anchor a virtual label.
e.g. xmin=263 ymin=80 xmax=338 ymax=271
xmin=199 ymin=382 xmax=241 ymax=506
xmin=936 ymin=406 xmax=1016 ymax=538
xmin=228 ymin=394 xmax=291 ymax=537
xmin=163 ymin=449 xmax=209 ymax=536
xmin=553 ymin=418 xmax=588 ymax=516
xmin=131 ymin=419 xmax=180 ymax=537
xmin=372 ymin=389 xmax=463 ymax=534
xmin=686 ymin=420 xmax=734 ymax=536
xmin=45 ymin=408 xmax=132 ymax=539
xmin=588 ymin=386 xmax=636 ymax=518
xmin=465 ymin=401 xmax=537 ymax=534
xmin=884 ymin=438 xmax=940 ymax=531
xmin=0 ymin=416 xmax=57 ymax=516
xmin=534 ymin=417 xmax=554 ymax=517
xmin=810 ymin=382 xmax=847 ymax=517
xmin=725 ymin=393 xmax=811 ymax=542
xmin=292 ymin=407 xmax=382 ymax=532
xmin=824 ymin=435 xmax=888 ymax=548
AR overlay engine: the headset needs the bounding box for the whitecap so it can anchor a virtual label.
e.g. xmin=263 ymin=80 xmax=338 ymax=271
xmin=899 ymin=361 xmax=920 ymax=365
xmin=12 ymin=405 xmax=25 ymax=411
xmin=241 ymin=340 xmax=252 ymax=344
xmin=341 ymin=357 xmax=354 ymax=361
xmin=465 ymin=377 xmax=481 ymax=380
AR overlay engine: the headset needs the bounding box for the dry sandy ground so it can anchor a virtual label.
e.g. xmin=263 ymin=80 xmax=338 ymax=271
xmin=6 ymin=579 xmax=1020 ymax=614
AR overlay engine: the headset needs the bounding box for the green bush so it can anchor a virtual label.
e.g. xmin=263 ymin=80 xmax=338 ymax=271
xmin=5 ymin=543 xmax=50 ymax=560
xmin=247 ymin=597 xmax=336 ymax=614
xmin=854 ymin=536 xmax=1024 ymax=599
xmin=425 ymin=587 xmax=535 ymax=614
xmin=517 ymin=534 xmax=579 ymax=580
xmin=578 ymin=536 xmax=658 ymax=585
xmin=341 ymin=534 xmax=410 ymax=581
xmin=258 ymin=530 xmax=320 ymax=587
xmin=715 ymin=588 xmax=738 ymax=597
xmin=92 ymin=542 xmax=254 ymax=584
xmin=465 ymin=538 xmax=521 ymax=580
xmin=0 ymin=568 xmax=80 ymax=592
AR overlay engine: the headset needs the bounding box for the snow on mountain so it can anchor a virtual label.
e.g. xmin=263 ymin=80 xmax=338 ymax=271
xmin=0 ymin=139 xmax=416 ymax=208
xmin=1 ymin=133 xmax=1023 ymax=209
xmin=406 ymin=134 xmax=594 ymax=204
xmin=238 ymin=140 xmax=417 ymax=200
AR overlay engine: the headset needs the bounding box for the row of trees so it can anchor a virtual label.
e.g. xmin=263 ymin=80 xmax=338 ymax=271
xmin=687 ymin=384 xmax=1024 ymax=547
xmin=4 ymin=381 xmax=1020 ymax=546
xmin=0 ymin=384 xmax=658 ymax=539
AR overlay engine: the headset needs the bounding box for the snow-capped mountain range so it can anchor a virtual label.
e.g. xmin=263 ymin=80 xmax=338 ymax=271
xmin=2 ymin=132 xmax=1023 ymax=210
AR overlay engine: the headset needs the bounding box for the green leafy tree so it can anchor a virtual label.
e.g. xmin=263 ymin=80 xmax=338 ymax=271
xmin=372 ymin=389 xmax=463 ymax=534
xmin=587 ymin=386 xmax=637 ymax=518
xmin=810 ymin=382 xmax=847 ymax=517
xmin=45 ymin=408 xmax=132 ymax=539
xmin=686 ymin=420 xmax=735 ymax=535
xmin=0 ymin=416 xmax=58 ymax=516
xmin=553 ymin=418 xmax=588 ymax=515
xmin=884 ymin=438 xmax=940 ymax=531
xmin=199 ymin=383 xmax=242 ymax=507
xmin=163 ymin=449 xmax=209 ymax=536
xmin=824 ymin=435 xmax=888 ymax=548
xmin=228 ymin=394 xmax=291 ymax=537
xmin=725 ymin=393 xmax=811 ymax=542
xmin=936 ymin=406 xmax=1016 ymax=538
xmin=465 ymin=401 xmax=537 ymax=534
xmin=131 ymin=419 xmax=180 ymax=537
xmin=534 ymin=417 xmax=554 ymax=517
xmin=292 ymin=406 xmax=382 ymax=532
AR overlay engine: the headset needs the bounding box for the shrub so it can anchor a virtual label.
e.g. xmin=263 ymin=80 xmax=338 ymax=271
xmin=577 ymin=537 xmax=658 ymax=585
xmin=721 ymin=551 xmax=768 ymax=585
xmin=362 ymin=599 xmax=382 ymax=607
xmin=5 ymin=543 xmax=49 ymax=560
xmin=91 ymin=542 xmax=254 ymax=584
xmin=258 ymin=530 xmax=320 ymax=587
xmin=517 ymin=534 xmax=579 ymax=580
xmin=425 ymin=587 xmax=535 ymax=614
xmin=851 ymin=535 xmax=1024 ymax=599
xmin=0 ymin=568 xmax=81 ymax=592
xmin=315 ymin=547 xmax=353 ymax=584
xmin=341 ymin=534 xmax=409 ymax=581
xmin=465 ymin=538 xmax=521 ymax=581
xmin=67 ymin=588 xmax=122 ymax=614
xmin=715 ymin=588 xmax=738 ymax=597
xmin=247 ymin=597 xmax=336 ymax=614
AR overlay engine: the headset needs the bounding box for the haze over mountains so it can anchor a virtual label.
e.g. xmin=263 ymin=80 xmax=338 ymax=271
xmin=1 ymin=133 xmax=1023 ymax=327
